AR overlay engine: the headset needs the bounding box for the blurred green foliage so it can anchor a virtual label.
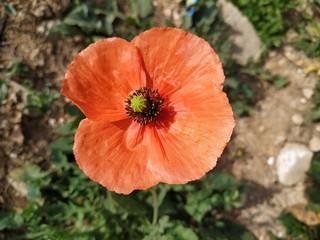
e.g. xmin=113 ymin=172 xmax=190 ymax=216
xmin=230 ymin=0 xmax=299 ymax=48
xmin=1 ymin=61 xmax=59 ymax=116
xmin=4 ymin=61 xmax=30 ymax=78
xmin=50 ymin=0 xmax=154 ymax=43
xmin=310 ymin=78 xmax=320 ymax=122
xmin=277 ymin=212 xmax=318 ymax=240
xmin=291 ymin=1 xmax=320 ymax=58
xmin=307 ymin=152 xmax=320 ymax=203
xmin=1 ymin=108 xmax=254 ymax=239
xmin=293 ymin=20 xmax=320 ymax=58
xmin=26 ymin=87 xmax=60 ymax=116
xmin=0 ymin=0 xmax=17 ymax=16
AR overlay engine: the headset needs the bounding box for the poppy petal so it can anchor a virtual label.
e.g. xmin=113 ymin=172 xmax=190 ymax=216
xmin=131 ymin=27 xmax=225 ymax=97
xmin=149 ymin=88 xmax=234 ymax=183
xmin=62 ymin=38 xmax=146 ymax=122
xmin=74 ymin=119 xmax=159 ymax=194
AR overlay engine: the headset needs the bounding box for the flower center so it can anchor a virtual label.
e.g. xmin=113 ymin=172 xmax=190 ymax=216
xmin=125 ymin=87 xmax=164 ymax=125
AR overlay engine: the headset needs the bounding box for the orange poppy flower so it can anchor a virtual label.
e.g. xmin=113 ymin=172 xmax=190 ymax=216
xmin=61 ymin=28 xmax=235 ymax=194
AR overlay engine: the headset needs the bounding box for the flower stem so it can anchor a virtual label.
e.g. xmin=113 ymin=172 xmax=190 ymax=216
xmin=151 ymin=189 xmax=158 ymax=225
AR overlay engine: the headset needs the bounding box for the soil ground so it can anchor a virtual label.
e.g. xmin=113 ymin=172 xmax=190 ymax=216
xmin=1 ymin=1 xmax=320 ymax=239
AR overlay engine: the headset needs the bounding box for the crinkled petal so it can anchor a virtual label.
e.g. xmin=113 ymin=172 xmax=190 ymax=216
xmin=131 ymin=27 xmax=225 ymax=98
xmin=74 ymin=119 xmax=159 ymax=194
xmin=62 ymin=38 xmax=146 ymax=122
xmin=147 ymin=88 xmax=234 ymax=184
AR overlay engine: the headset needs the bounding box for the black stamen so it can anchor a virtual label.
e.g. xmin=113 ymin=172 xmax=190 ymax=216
xmin=125 ymin=87 xmax=164 ymax=125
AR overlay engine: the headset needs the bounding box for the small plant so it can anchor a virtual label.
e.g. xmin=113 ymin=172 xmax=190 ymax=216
xmin=50 ymin=0 xmax=155 ymax=43
xmin=26 ymin=88 xmax=60 ymax=116
xmin=1 ymin=159 xmax=251 ymax=239
xmin=243 ymin=62 xmax=290 ymax=90
xmin=291 ymin=1 xmax=320 ymax=58
xmin=310 ymin=81 xmax=320 ymax=122
xmin=4 ymin=61 xmax=30 ymax=77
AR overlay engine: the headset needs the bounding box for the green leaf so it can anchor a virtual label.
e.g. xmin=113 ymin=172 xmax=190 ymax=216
xmin=9 ymin=165 xmax=51 ymax=201
xmin=279 ymin=212 xmax=315 ymax=240
xmin=266 ymin=75 xmax=290 ymax=89
xmin=308 ymin=152 xmax=320 ymax=185
xmin=26 ymin=89 xmax=59 ymax=115
xmin=4 ymin=61 xmax=29 ymax=77
xmin=56 ymin=121 xmax=77 ymax=135
xmin=185 ymin=190 xmax=212 ymax=222
xmin=111 ymin=193 xmax=149 ymax=215
xmin=310 ymin=108 xmax=320 ymax=122
xmin=63 ymin=4 xmax=99 ymax=30
xmin=51 ymin=149 xmax=70 ymax=170
xmin=49 ymin=22 xmax=81 ymax=36
xmin=131 ymin=0 xmax=154 ymax=18
xmin=168 ymin=224 xmax=198 ymax=240
xmin=50 ymin=137 xmax=74 ymax=152
xmin=0 ymin=213 xmax=24 ymax=230
xmin=181 ymin=14 xmax=193 ymax=30
xmin=4 ymin=3 xmax=17 ymax=16
xmin=209 ymin=172 xmax=237 ymax=190
xmin=65 ymin=104 xmax=84 ymax=117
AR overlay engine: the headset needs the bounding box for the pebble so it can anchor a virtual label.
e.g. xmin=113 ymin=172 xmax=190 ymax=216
xmin=297 ymin=68 xmax=304 ymax=74
xmin=217 ymin=0 xmax=262 ymax=65
xmin=259 ymin=125 xmax=266 ymax=132
xmin=48 ymin=118 xmax=56 ymax=126
xmin=309 ymin=136 xmax=320 ymax=152
xmin=274 ymin=135 xmax=286 ymax=146
xmin=276 ymin=143 xmax=313 ymax=186
xmin=300 ymin=98 xmax=307 ymax=104
xmin=302 ymin=88 xmax=314 ymax=99
xmin=9 ymin=152 xmax=18 ymax=159
xmin=267 ymin=156 xmax=275 ymax=166
xmin=291 ymin=113 xmax=304 ymax=126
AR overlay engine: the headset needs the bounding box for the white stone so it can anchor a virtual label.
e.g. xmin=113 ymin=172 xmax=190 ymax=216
xmin=267 ymin=156 xmax=275 ymax=166
xmin=276 ymin=143 xmax=313 ymax=186
xmin=48 ymin=118 xmax=56 ymax=126
xmin=302 ymin=88 xmax=314 ymax=99
xmin=9 ymin=152 xmax=18 ymax=159
xmin=300 ymin=98 xmax=307 ymax=104
xmin=309 ymin=136 xmax=320 ymax=152
xmin=291 ymin=113 xmax=304 ymax=125
xmin=217 ymin=0 xmax=261 ymax=65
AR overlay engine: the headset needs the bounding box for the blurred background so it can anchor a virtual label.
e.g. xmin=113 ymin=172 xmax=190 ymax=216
xmin=0 ymin=0 xmax=320 ymax=239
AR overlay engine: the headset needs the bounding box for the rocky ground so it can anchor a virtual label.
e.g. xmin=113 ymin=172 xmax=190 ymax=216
xmin=232 ymin=46 xmax=320 ymax=239
xmin=1 ymin=1 xmax=320 ymax=239
xmin=216 ymin=2 xmax=320 ymax=238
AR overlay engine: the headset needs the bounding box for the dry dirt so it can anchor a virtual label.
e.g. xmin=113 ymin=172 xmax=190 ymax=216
xmin=1 ymin=1 xmax=320 ymax=240
xmin=230 ymin=46 xmax=320 ymax=239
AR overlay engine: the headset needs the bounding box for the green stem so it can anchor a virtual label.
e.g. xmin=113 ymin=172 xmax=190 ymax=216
xmin=151 ymin=189 xmax=158 ymax=226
